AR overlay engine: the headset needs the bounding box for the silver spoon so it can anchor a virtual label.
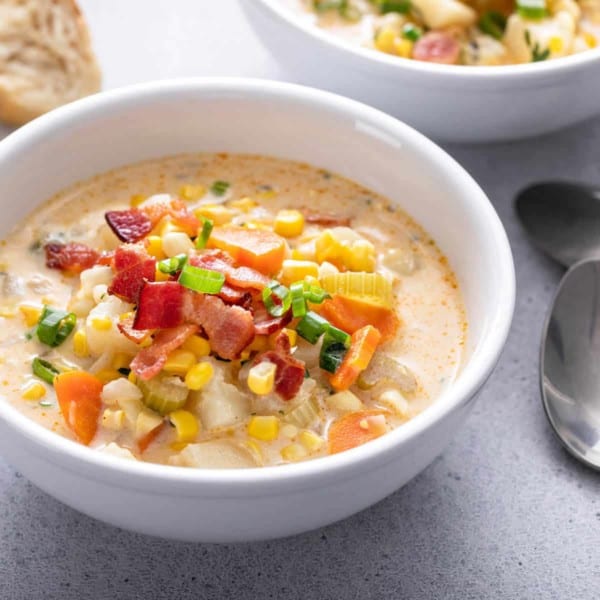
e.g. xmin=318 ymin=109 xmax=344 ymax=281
xmin=517 ymin=181 xmax=600 ymax=468
xmin=541 ymin=259 xmax=600 ymax=469
xmin=515 ymin=181 xmax=600 ymax=267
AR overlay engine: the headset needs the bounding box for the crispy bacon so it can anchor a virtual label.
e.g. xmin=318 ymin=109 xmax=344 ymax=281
xmin=117 ymin=313 xmax=151 ymax=345
xmin=44 ymin=242 xmax=100 ymax=275
xmin=131 ymin=324 xmax=198 ymax=380
xmin=140 ymin=198 xmax=200 ymax=237
xmin=105 ymin=209 xmax=153 ymax=243
xmin=190 ymin=250 xmax=269 ymax=291
xmin=252 ymin=300 xmax=292 ymax=335
xmin=133 ymin=281 xmax=186 ymax=330
xmin=302 ymin=211 xmax=352 ymax=227
xmin=254 ymin=331 xmax=305 ymax=400
xmin=108 ymin=244 xmax=156 ymax=304
xmin=187 ymin=294 xmax=255 ymax=360
xmin=218 ymin=283 xmax=253 ymax=308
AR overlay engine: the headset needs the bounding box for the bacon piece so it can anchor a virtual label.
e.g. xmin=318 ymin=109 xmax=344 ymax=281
xmin=108 ymin=244 xmax=156 ymax=304
xmin=303 ymin=211 xmax=352 ymax=227
xmin=252 ymin=299 xmax=292 ymax=335
xmin=187 ymin=294 xmax=255 ymax=360
xmin=44 ymin=242 xmax=100 ymax=275
xmin=218 ymin=283 xmax=253 ymax=309
xmin=140 ymin=198 xmax=200 ymax=237
xmin=131 ymin=324 xmax=198 ymax=380
xmin=190 ymin=250 xmax=269 ymax=291
xmin=413 ymin=32 xmax=461 ymax=65
xmin=105 ymin=209 xmax=153 ymax=243
xmin=133 ymin=281 xmax=186 ymax=330
xmin=254 ymin=331 xmax=305 ymax=401
xmin=117 ymin=314 xmax=151 ymax=345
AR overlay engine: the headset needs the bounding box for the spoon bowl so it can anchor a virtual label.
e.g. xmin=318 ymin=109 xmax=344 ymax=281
xmin=516 ymin=182 xmax=600 ymax=268
xmin=541 ymin=259 xmax=600 ymax=470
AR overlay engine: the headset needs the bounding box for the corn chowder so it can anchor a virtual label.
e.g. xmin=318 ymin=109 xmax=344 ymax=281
xmin=0 ymin=153 xmax=466 ymax=468
xmin=288 ymin=0 xmax=599 ymax=64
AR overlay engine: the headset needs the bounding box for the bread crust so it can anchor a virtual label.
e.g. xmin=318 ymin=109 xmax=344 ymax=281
xmin=0 ymin=0 xmax=101 ymax=125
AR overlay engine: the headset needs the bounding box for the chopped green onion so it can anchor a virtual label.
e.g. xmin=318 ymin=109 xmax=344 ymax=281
xmin=262 ymin=281 xmax=292 ymax=318
xmin=305 ymin=285 xmax=330 ymax=304
xmin=325 ymin=325 xmax=351 ymax=346
xmin=319 ymin=326 xmax=351 ymax=373
xmin=32 ymin=357 xmax=60 ymax=385
xmin=402 ymin=22 xmax=422 ymax=41
xmin=377 ymin=0 xmax=411 ymax=14
xmin=296 ymin=311 xmax=330 ymax=344
xmin=210 ymin=180 xmax=230 ymax=196
xmin=178 ymin=264 xmax=225 ymax=294
xmin=36 ymin=306 xmax=76 ymax=347
xmin=478 ymin=11 xmax=507 ymax=40
xmin=158 ymin=253 xmax=188 ymax=275
xmin=196 ymin=217 xmax=214 ymax=249
xmin=291 ymin=282 xmax=308 ymax=318
xmin=517 ymin=0 xmax=548 ymax=19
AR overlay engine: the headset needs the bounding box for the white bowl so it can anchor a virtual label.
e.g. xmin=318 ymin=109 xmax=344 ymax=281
xmin=243 ymin=0 xmax=600 ymax=143
xmin=0 ymin=79 xmax=514 ymax=542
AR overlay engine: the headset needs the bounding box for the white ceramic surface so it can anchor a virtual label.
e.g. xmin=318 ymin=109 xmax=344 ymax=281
xmin=242 ymin=0 xmax=600 ymax=143
xmin=0 ymin=79 xmax=514 ymax=542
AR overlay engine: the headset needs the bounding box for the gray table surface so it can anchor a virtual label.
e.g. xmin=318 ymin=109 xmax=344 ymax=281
xmin=1 ymin=2 xmax=599 ymax=598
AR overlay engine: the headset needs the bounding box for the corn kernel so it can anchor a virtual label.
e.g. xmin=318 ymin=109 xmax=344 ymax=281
xmin=281 ymin=423 xmax=298 ymax=439
xmin=244 ymin=220 xmax=272 ymax=230
xmin=375 ymin=28 xmax=396 ymax=54
xmin=184 ymin=361 xmax=214 ymax=390
xmin=291 ymin=248 xmax=305 ymax=260
xmin=145 ymin=235 xmax=165 ymax=259
xmin=327 ymin=390 xmax=364 ymax=413
xmin=247 ymin=362 xmax=277 ymax=396
xmin=194 ymin=204 xmax=233 ymax=225
xmin=181 ymin=335 xmax=211 ymax=358
xmin=549 ymin=36 xmax=564 ymax=54
xmin=73 ymin=329 xmax=89 ymax=358
xmin=0 ymin=306 xmax=15 ymax=318
xmin=21 ymin=381 xmax=46 ymax=401
xmin=274 ymin=210 xmax=305 ymax=238
xmin=163 ymin=349 xmax=197 ymax=375
xmin=256 ymin=188 xmax=276 ymax=200
xmin=299 ymin=430 xmax=325 ymax=453
xmin=245 ymin=440 xmax=263 ymax=463
xmin=584 ymin=32 xmax=597 ymax=48
xmin=155 ymin=267 xmax=171 ymax=282
xmin=179 ymin=184 xmax=206 ymax=201
xmin=161 ymin=231 xmax=194 ymax=257
xmin=111 ymin=352 xmax=132 ymax=371
xmin=128 ymin=370 xmax=137 ymax=384
xmin=247 ymin=415 xmax=280 ymax=441
xmin=229 ymin=197 xmax=257 ymax=212
xmin=130 ymin=194 xmax=145 ymax=207
xmin=159 ymin=219 xmax=184 ymax=236
xmin=95 ymin=369 xmax=122 ymax=384
xmin=19 ymin=304 xmax=42 ymax=327
xmin=247 ymin=335 xmax=268 ymax=352
xmin=102 ymin=408 xmax=126 ymax=431
xmin=169 ymin=409 xmax=199 ymax=442
xmin=280 ymin=259 xmax=319 ymax=286
xmin=280 ymin=443 xmax=308 ymax=462
xmin=344 ymin=239 xmax=376 ymax=272
xmin=91 ymin=316 xmax=113 ymax=331
xmin=393 ymin=38 xmax=413 ymax=58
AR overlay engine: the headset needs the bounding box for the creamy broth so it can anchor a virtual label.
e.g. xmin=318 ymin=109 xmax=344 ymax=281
xmin=0 ymin=153 xmax=466 ymax=468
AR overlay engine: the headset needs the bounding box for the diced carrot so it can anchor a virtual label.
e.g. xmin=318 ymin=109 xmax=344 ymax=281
xmin=54 ymin=371 xmax=104 ymax=445
xmin=330 ymin=325 xmax=381 ymax=391
xmin=318 ymin=295 xmax=400 ymax=342
xmin=328 ymin=410 xmax=388 ymax=454
xmin=207 ymin=225 xmax=286 ymax=275
xmin=138 ymin=422 xmax=166 ymax=453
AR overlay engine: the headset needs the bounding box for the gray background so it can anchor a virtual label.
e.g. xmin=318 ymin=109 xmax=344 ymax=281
xmin=1 ymin=2 xmax=598 ymax=598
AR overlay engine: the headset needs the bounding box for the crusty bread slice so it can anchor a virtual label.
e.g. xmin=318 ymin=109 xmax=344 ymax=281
xmin=0 ymin=0 xmax=101 ymax=126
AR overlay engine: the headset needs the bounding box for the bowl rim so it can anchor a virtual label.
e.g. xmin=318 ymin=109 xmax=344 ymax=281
xmin=0 ymin=78 xmax=515 ymax=490
xmin=251 ymin=0 xmax=600 ymax=79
